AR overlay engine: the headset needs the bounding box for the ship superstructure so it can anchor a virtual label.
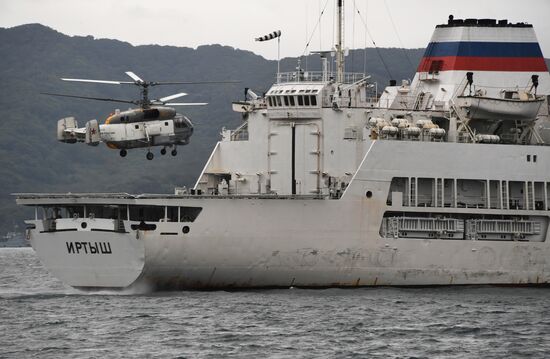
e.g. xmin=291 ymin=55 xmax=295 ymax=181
xmin=15 ymin=3 xmax=550 ymax=289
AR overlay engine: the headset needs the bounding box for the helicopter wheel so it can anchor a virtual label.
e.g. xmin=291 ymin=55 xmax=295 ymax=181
xmin=171 ymin=149 xmax=177 ymax=156
xmin=120 ymin=149 xmax=127 ymax=157
xmin=146 ymin=152 xmax=154 ymax=160
xmin=160 ymin=148 xmax=167 ymax=155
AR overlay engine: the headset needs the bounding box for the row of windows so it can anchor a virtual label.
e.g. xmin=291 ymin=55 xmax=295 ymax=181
xmin=270 ymin=89 xmax=319 ymax=94
xmin=43 ymin=205 xmax=202 ymax=223
xmin=387 ymin=177 xmax=550 ymax=211
xmin=267 ymin=95 xmax=318 ymax=108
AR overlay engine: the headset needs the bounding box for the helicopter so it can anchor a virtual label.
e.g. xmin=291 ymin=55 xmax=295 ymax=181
xmin=47 ymin=71 xmax=234 ymax=160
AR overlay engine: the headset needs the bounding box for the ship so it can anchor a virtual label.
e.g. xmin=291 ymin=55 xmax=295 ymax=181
xmin=14 ymin=2 xmax=550 ymax=290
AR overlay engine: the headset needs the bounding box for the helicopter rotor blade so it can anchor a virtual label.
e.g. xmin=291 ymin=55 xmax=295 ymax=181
xmin=165 ymin=102 xmax=208 ymax=106
xmin=61 ymin=78 xmax=134 ymax=85
xmin=156 ymin=92 xmax=188 ymax=103
xmin=125 ymin=71 xmax=144 ymax=84
xmin=41 ymin=92 xmax=138 ymax=105
xmin=150 ymin=80 xmax=240 ymax=86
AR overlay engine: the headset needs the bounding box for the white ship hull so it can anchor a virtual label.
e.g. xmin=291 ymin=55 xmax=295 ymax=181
xmin=22 ymin=141 xmax=550 ymax=289
xmin=28 ymin=198 xmax=550 ymax=289
xmin=27 ymin=205 xmax=550 ymax=289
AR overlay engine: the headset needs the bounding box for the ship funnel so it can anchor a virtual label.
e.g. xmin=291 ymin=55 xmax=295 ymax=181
xmin=410 ymin=17 xmax=550 ymax=102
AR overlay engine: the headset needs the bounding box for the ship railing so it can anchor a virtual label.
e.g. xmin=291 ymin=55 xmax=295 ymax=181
xmin=230 ymin=121 xmax=249 ymax=141
xmin=276 ymin=71 xmax=366 ymax=84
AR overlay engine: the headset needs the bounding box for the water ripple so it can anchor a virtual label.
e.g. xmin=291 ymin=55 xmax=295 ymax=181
xmin=1 ymin=248 xmax=549 ymax=358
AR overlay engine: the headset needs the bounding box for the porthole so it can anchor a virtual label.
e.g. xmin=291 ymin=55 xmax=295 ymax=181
xmin=366 ymin=191 xmax=373 ymax=198
xmin=182 ymin=226 xmax=190 ymax=234
xmin=81 ymin=222 xmax=87 ymax=229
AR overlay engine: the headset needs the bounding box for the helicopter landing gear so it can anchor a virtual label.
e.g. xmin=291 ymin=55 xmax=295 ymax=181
xmin=160 ymin=147 xmax=167 ymax=155
xmin=171 ymin=149 xmax=177 ymax=156
xmin=119 ymin=149 xmax=127 ymax=157
xmin=146 ymin=152 xmax=154 ymax=160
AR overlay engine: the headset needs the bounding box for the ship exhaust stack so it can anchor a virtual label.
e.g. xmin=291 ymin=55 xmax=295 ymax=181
xmin=411 ymin=16 xmax=550 ymax=104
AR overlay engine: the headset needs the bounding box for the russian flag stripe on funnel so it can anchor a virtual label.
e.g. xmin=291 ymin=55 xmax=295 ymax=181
xmin=424 ymin=42 xmax=544 ymax=58
xmin=418 ymin=56 xmax=548 ymax=72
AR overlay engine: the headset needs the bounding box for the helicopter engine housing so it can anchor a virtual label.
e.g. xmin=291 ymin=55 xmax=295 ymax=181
xmin=106 ymin=106 xmax=176 ymax=124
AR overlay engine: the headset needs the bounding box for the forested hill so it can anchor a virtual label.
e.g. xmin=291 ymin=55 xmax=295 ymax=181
xmin=0 ymin=23 xmax=547 ymax=236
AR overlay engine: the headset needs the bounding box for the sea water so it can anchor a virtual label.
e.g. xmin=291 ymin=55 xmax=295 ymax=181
xmin=1 ymin=248 xmax=549 ymax=358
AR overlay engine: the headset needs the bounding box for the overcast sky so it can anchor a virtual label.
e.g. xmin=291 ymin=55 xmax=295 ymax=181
xmin=1 ymin=0 xmax=550 ymax=60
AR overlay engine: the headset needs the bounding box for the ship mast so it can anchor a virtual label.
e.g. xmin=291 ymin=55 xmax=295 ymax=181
xmin=336 ymin=0 xmax=345 ymax=83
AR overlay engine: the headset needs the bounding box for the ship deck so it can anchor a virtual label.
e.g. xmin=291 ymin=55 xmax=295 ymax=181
xmin=13 ymin=192 xmax=327 ymax=205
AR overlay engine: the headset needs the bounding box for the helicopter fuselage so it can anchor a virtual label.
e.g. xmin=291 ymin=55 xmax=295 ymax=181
xmin=57 ymin=105 xmax=194 ymax=158
xmin=100 ymin=106 xmax=193 ymax=149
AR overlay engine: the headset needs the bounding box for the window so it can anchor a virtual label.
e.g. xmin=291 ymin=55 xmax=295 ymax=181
xmin=297 ymin=96 xmax=304 ymax=106
xmin=135 ymin=125 xmax=139 ymax=129
xmin=289 ymin=96 xmax=295 ymax=106
xmin=527 ymin=155 xmax=531 ymax=162
xmin=310 ymin=96 xmax=317 ymax=106
xmin=129 ymin=205 xmax=165 ymax=222
xmin=534 ymin=155 xmax=537 ymax=162
xmin=86 ymin=205 xmax=127 ymax=220
xmin=180 ymin=207 xmax=202 ymax=222
xmin=167 ymin=206 xmax=178 ymax=222
xmin=276 ymin=96 xmax=282 ymax=107
xmin=64 ymin=206 xmax=85 ymax=219
xmin=283 ymin=96 xmax=289 ymax=106
xmin=429 ymin=60 xmax=444 ymax=74
xmin=268 ymin=97 xmax=273 ymax=107
xmin=304 ymin=96 xmax=310 ymax=106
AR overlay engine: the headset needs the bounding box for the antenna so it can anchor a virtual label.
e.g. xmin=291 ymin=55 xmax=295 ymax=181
xmin=336 ymin=0 xmax=345 ymax=83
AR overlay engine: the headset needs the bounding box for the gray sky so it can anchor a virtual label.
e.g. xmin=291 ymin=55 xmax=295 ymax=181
xmin=1 ymin=0 xmax=550 ymax=60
